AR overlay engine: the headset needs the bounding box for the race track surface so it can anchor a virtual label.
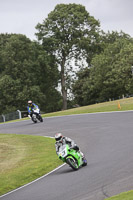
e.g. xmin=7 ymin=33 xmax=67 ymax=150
xmin=0 ymin=111 xmax=133 ymax=200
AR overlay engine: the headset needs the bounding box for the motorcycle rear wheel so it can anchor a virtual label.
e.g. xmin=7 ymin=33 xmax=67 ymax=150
xmin=39 ymin=116 xmax=43 ymax=122
xmin=82 ymin=158 xmax=87 ymax=166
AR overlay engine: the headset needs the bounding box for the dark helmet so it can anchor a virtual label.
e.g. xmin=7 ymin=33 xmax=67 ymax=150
xmin=55 ymin=133 xmax=63 ymax=142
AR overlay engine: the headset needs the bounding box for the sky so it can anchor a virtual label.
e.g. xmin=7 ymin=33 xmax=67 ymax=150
xmin=0 ymin=0 xmax=133 ymax=40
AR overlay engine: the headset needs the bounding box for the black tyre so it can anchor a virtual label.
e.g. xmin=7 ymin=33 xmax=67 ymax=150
xmin=66 ymin=158 xmax=79 ymax=170
xmin=32 ymin=116 xmax=37 ymax=123
xmin=39 ymin=116 xmax=43 ymax=122
xmin=37 ymin=115 xmax=43 ymax=122
xmin=33 ymin=120 xmax=37 ymax=123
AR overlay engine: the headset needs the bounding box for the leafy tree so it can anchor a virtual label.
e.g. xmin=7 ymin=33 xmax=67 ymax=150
xmin=35 ymin=47 xmax=62 ymax=112
xmin=0 ymin=34 xmax=11 ymax=70
xmin=100 ymin=31 xmax=132 ymax=47
xmin=90 ymin=37 xmax=133 ymax=102
xmin=72 ymin=32 xmax=133 ymax=105
xmin=36 ymin=3 xmax=100 ymax=109
xmin=0 ymin=34 xmax=61 ymax=114
xmin=115 ymin=42 xmax=133 ymax=95
xmin=0 ymin=34 xmax=44 ymax=113
xmin=72 ymin=68 xmax=91 ymax=105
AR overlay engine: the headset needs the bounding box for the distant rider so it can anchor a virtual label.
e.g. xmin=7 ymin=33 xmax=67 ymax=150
xmin=55 ymin=133 xmax=87 ymax=162
xmin=27 ymin=100 xmax=39 ymax=118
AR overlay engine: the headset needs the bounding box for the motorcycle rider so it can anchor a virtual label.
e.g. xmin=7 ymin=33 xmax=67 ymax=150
xmin=55 ymin=133 xmax=87 ymax=162
xmin=27 ymin=100 xmax=39 ymax=118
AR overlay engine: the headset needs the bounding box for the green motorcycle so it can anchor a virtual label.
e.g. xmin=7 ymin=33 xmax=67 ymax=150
xmin=58 ymin=144 xmax=87 ymax=170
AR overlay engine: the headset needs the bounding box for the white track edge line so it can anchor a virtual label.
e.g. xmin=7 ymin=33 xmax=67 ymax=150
xmin=0 ymin=136 xmax=65 ymax=198
xmin=1 ymin=110 xmax=133 ymax=196
xmin=0 ymin=163 xmax=66 ymax=198
xmin=47 ymin=110 xmax=133 ymax=117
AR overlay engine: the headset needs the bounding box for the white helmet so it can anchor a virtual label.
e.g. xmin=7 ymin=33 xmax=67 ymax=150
xmin=28 ymin=100 xmax=33 ymax=106
xmin=55 ymin=133 xmax=63 ymax=142
xmin=28 ymin=100 xmax=32 ymax=104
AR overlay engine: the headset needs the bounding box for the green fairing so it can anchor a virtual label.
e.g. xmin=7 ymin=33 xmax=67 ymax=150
xmin=58 ymin=144 xmax=86 ymax=170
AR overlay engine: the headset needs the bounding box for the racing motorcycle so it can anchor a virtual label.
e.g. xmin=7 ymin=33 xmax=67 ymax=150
xmin=58 ymin=144 xmax=87 ymax=170
xmin=29 ymin=108 xmax=43 ymax=123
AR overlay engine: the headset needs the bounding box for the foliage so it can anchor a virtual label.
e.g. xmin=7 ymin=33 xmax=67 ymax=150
xmin=42 ymin=97 xmax=133 ymax=118
xmin=72 ymin=31 xmax=133 ymax=105
xmin=0 ymin=34 xmax=61 ymax=114
xmin=1 ymin=5 xmax=133 ymax=114
xmin=36 ymin=3 xmax=100 ymax=109
xmin=72 ymin=68 xmax=91 ymax=105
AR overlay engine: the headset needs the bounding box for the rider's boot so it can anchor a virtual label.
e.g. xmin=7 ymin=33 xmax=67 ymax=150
xmin=78 ymin=150 xmax=87 ymax=164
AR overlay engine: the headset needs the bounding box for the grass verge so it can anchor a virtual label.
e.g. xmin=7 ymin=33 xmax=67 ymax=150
xmin=44 ymin=97 xmax=133 ymax=118
xmin=1 ymin=97 xmax=133 ymax=124
xmin=105 ymin=190 xmax=133 ymax=200
xmin=1 ymin=98 xmax=133 ymax=197
xmin=0 ymin=134 xmax=62 ymax=196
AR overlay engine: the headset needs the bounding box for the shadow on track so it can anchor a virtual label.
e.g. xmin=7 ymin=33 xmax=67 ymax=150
xmin=54 ymin=168 xmax=76 ymax=175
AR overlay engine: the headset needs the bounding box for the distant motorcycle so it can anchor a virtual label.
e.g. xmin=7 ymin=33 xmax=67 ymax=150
xmin=29 ymin=108 xmax=43 ymax=123
xmin=58 ymin=144 xmax=87 ymax=170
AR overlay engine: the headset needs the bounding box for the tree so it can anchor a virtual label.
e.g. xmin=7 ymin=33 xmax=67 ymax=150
xmin=36 ymin=3 xmax=100 ymax=110
xmin=0 ymin=34 xmax=61 ymax=114
xmin=90 ymin=36 xmax=133 ymax=102
xmin=72 ymin=68 xmax=91 ymax=105
xmin=72 ymin=31 xmax=133 ymax=105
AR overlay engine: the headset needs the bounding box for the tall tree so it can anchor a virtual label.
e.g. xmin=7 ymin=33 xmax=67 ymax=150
xmin=36 ymin=3 xmax=100 ymax=110
xmin=0 ymin=34 xmax=61 ymax=114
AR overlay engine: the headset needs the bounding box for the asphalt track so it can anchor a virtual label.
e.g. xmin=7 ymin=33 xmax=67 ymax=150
xmin=0 ymin=111 xmax=133 ymax=200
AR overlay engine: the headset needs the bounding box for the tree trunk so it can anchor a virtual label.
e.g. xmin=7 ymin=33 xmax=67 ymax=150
xmin=61 ymin=57 xmax=67 ymax=110
xmin=62 ymin=86 xmax=67 ymax=110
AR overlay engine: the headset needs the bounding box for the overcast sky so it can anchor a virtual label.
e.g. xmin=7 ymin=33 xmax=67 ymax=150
xmin=0 ymin=0 xmax=133 ymax=40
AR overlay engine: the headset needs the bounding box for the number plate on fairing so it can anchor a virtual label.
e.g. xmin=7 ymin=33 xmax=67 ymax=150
xmin=59 ymin=146 xmax=67 ymax=157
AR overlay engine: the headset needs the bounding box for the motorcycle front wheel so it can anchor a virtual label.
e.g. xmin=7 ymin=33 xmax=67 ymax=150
xmin=38 ymin=115 xmax=43 ymax=122
xmin=32 ymin=116 xmax=37 ymax=123
xmin=66 ymin=158 xmax=79 ymax=170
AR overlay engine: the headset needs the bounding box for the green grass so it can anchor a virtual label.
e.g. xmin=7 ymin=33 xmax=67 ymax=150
xmin=0 ymin=134 xmax=62 ymax=196
xmin=44 ymin=97 xmax=133 ymax=118
xmin=105 ymin=190 xmax=133 ymax=200
xmin=2 ymin=97 xmax=133 ymax=124
xmin=1 ymin=98 xmax=133 ymax=197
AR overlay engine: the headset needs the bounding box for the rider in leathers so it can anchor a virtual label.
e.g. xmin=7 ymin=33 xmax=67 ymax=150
xmin=55 ymin=133 xmax=86 ymax=161
xmin=27 ymin=100 xmax=39 ymax=118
